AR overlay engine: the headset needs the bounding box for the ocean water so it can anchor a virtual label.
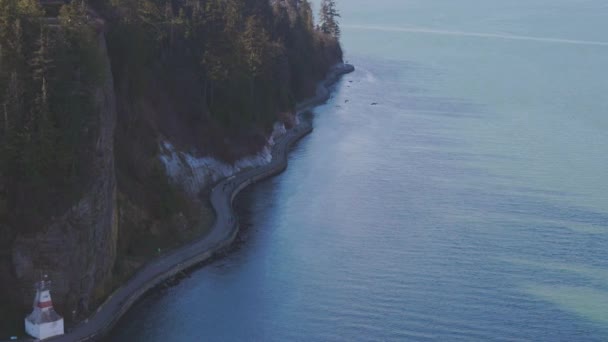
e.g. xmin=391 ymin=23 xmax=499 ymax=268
xmin=110 ymin=1 xmax=608 ymax=340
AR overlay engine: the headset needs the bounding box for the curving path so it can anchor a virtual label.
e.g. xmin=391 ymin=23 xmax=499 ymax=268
xmin=39 ymin=63 xmax=354 ymax=342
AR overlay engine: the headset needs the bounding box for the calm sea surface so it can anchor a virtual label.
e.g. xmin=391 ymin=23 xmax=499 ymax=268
xmin=111 ymin=1 xmax=608 ymax=340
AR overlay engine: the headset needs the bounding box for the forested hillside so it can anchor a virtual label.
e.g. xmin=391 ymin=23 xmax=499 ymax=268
xmin=0 ymin=0 xmax=343 ymax=334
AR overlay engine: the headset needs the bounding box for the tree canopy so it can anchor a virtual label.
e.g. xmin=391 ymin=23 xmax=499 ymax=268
xmin=0 ymin=0 xmax=344 ymax=228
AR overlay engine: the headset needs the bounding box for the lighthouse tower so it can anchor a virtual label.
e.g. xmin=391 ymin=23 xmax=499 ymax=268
xmin=24 ymin=276 xmax=64 ymax=340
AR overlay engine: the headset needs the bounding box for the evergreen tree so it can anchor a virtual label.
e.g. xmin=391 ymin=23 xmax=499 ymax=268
xmin=299 ymin=0 xmax=314 ymax=33
xmin=241 ymin=14 xmax=276 ymax=121
xmin=319 ymin=0 xmax=340 ymax=39
xmin=271 ymin=1 xmax=291 ymax=42
xmin=31 ymin=27 xmax=53 ymax=86
xmin=201 ymin=0 xmax=230 ymax=108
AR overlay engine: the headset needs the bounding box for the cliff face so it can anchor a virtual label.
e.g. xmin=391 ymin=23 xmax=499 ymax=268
xmin=10 ymin=32 xmax=118 ymax=316
xmin=0 ymin=0 xmax=343 ymax=332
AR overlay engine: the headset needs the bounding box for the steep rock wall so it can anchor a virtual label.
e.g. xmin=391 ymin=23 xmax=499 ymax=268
xmin=10 ymin=31 xmax=118 ymax=317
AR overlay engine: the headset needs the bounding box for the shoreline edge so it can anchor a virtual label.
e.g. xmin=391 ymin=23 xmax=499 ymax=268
xmin=32 ymin=63 xmax=355 ymax=342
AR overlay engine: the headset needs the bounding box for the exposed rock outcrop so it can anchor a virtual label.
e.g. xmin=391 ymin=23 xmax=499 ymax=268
xmin=159 ymin=121 xmax=291 ymax=196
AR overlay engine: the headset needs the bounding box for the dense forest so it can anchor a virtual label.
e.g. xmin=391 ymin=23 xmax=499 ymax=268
xmin=0 ymin=0 xmax=342 ymax=230
xmin=0 ymin=0 xmax=343 ymax=334
xmin=0 ymin=0 xmax=104 ymax=230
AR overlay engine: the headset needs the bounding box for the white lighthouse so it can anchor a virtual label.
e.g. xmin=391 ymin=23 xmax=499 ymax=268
xmin=24 ymin=276 xmax=64 ymax=340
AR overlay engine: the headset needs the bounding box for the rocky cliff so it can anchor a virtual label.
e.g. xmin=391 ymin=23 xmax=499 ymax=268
xmin=0 ymin=0 xmax=343 ymax=335
xmin=10 ymin=31 xmax=118 ymax=318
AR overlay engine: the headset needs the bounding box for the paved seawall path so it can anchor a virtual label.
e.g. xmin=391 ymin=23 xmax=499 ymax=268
xmin=33 ymin=63 xmax=353 ymax=342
